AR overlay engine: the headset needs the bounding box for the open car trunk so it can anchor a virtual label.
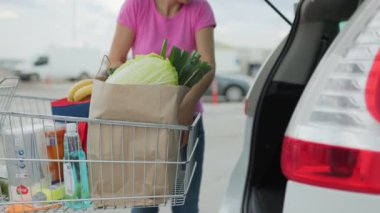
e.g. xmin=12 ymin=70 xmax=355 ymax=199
xmin=243 ymin=0 xmax=361 ymax=212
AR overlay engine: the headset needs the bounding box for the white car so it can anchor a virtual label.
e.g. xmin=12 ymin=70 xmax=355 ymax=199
xmin=13 ymin=47 xmax=104 ymax=81
xmin=221 ymin=0 xmax=380 ymax=212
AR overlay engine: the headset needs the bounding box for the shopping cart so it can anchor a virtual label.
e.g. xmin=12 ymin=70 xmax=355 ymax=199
xmin=0 ymin=77 xmax=199 ymax=212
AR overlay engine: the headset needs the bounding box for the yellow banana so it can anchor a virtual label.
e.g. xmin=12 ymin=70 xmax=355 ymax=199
xmin=73 ymin=84 xmax=93 ymax=102
xmin=67 ymin=79 xmax=93 ymax=101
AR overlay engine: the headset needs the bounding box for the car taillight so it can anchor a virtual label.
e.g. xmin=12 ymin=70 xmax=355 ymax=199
xmin=282 ymin=137 xmax=380 ymax=194
xmin=282 ymin=0 xmax=380 ymax=194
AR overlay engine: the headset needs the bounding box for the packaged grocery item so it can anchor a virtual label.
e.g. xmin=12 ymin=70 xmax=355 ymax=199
xmin=6 ymin=203 xmax=61 ymax=213
xmin=2 ymin=124 xmax=47 ymax=201
xmin=51 ymin=98 xmax=90 ymax=119
xmin=63 ymin=123 xmax=91 ymax=209
xmin=0 ymin=165 xmax=9 ymax=199
xmin=43 ymin=124 xmax=65 ymax=184
xmin=32 ymin=183 xmax=65 ymax=202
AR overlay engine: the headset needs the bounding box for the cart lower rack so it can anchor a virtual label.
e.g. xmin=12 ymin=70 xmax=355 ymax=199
xmin=0 ymin=77 xmax=199 ymax=212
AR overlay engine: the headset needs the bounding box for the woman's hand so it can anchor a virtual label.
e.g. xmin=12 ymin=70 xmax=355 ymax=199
xmin=179 ymin=101 xmax=195 ymax=126
xmin=178 ymin=101 xmax=195 ymax=147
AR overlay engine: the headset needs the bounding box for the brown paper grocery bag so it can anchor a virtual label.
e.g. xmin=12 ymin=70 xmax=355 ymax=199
xmin=87 ymin=80 xmax=188 ymax=208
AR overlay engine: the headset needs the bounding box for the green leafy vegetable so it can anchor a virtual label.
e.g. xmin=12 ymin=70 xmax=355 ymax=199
xmin=160 ymin=39 xmax=168 ymax=58
xmin=105 ymin=53 xmax=178 ymax=85
xmin=105 ymin=39 xmax=212 ymax=87
xmin=166 ymin=43 xmax=213 ymax=87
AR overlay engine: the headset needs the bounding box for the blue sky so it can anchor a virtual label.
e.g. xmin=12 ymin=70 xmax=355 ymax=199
xmin=0 ymin=0 xmax=296 ymax=59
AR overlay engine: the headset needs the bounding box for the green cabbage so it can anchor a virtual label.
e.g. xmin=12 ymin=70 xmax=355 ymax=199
xmin=106 ymin=53 xmax=178 ymax=85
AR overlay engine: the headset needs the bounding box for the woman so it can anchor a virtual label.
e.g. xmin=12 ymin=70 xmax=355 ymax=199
xmin=108 ymin=0 xmax=216 ymax=212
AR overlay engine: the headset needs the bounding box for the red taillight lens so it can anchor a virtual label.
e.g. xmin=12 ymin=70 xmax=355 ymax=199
xmin=366 ymin=50 xmax=380 ymax=123
xmin=282 ymin=137 xmax=380 ymax=194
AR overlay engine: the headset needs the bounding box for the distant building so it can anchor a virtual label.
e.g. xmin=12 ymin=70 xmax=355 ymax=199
xmin=215 ymin=42 xmax=271 ymax=76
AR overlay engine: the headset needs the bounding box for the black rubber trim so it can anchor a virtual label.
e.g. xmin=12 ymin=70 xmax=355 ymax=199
xmin=242 ymin=0 xmax=305 ymax=212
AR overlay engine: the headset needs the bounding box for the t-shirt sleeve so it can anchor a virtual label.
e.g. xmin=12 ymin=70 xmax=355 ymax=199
xmin=117 ymin=0 xmax=138 ymax=31
xmin=194 ymin=1 xmax=217 ymax=32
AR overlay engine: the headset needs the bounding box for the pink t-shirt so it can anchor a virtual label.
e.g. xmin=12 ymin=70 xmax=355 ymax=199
xmin=117 ymin=0 xmax=216 ymax=113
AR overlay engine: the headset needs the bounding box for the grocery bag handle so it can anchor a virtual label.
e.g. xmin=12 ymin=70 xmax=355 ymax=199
xmin=95 ymin=55 xmax=111 ymax=81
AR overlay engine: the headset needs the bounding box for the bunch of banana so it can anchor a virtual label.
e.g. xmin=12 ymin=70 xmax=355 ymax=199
xmin=67 ymin=79 xmax=93 ymax=102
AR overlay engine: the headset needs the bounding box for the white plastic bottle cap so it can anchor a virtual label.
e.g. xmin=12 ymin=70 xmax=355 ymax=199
xmin=66 ymin=123 xmax=77 ymax=133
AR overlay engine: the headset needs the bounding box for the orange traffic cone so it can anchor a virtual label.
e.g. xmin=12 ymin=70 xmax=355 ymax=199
xmin=44 ymin=75 xmax=52 ymax=88
xmin=212 ymin=80 xmax=218 ymax=105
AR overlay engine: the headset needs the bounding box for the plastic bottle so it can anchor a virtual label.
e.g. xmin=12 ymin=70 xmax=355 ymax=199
xmin=63 ymin=123 xmax=91 ymax=210
xmin=44 ymin=124 xmax=65 ymax=185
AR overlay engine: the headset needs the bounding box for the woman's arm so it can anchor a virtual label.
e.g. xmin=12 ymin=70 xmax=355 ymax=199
xmin=108 ymin=23 xmax=135 ymax=68
xmin=179 ymin=27 xmax=216 ymax=125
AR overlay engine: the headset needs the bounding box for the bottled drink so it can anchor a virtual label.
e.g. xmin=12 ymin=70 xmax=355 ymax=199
xmin=63 ymin=123 xmax=91 ymax=209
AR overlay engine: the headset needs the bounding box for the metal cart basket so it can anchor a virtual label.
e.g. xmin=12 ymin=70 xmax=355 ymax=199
xmin=0 ymin=77 xmax=199 ymax=212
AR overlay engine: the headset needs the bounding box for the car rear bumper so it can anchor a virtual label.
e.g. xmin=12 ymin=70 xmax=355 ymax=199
xmin=283 ymin=181 xmax=380 ymax=213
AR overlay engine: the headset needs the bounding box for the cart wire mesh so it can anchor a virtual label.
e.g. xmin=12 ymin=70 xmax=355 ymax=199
xmin=0 ymin=77 xmax=199 ymax=212
xmin=0 ymin=77 xmax=19 ymax=130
